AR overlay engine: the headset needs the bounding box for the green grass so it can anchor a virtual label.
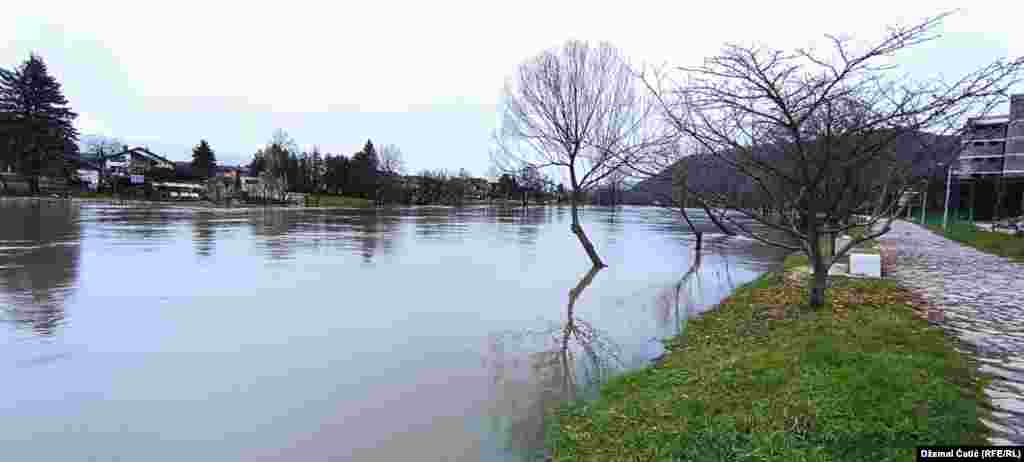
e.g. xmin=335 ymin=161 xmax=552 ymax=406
xmin=547 ymin=258 xmax=989 ymax=461
xmin=304 ymin=194 xmax=373 ymax=208
xmin=925 ymin=222 xmax=1024 ymax=262
xmin=784 ymin=253 xmax=809 ymax=270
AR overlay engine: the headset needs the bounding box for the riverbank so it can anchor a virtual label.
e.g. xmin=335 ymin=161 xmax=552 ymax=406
xmin=547 ymin=254 xmax=990 ymax=461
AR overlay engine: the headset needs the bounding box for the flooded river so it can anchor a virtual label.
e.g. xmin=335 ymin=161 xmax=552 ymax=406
xmin=0 ymin=199 xmax=785 ymax=461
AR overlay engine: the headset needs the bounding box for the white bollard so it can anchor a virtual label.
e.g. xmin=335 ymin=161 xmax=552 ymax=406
xmin=849 ymin=253 xmax=881 ymax=278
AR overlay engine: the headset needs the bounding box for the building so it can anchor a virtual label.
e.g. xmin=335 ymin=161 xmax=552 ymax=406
xmin=467 ymin=178 xmax=490 ymax=200
xmin=76 ymin=169 xmax=100 ymax=191
xmin=103 ymin=147 xmax=175 ymax=176
xmin=953 ymin=93 xmax=1024 ymax=221
xmin=152 ymin=182 xmax=204 ymax=200
xmin=215 ymin=165 xmax=248 ymax=178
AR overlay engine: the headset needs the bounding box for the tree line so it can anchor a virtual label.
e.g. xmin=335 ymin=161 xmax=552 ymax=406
xmin=241 ymin=128 xmax=571 ymax=206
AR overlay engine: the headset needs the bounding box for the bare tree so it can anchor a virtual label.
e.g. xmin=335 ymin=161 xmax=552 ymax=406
xmin=378 ymin=144 xmax=406 ymax=176
xmin=81 ymin=134 xmax=124 ymax=159
xmin=516 ymin=164 xmax=544 ymax=207
xmin=263 ymin=129 xmax=297 ymax=183
xmin=639 ymin=12 xmax=1022 ymax=307
xmin=80 ymin=135 xmax=125 ymax=192
xmin=375 ymin=144 xmax=406 ymax=204
xmin=494 ymin=40 xmax=673 ymax=267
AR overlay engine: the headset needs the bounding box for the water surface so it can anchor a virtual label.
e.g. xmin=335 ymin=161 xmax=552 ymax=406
xmin=0 ymin=199 xmax=785 ymax=461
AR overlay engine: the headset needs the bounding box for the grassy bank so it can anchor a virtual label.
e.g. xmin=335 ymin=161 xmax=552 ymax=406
xmin=925 ymin=222 xmax=1024 ymax=262
xmin=547 ymin=255 xmax=989 ymax=461
xmin=304 ymin=194 xmax=373 ymax=208
xmin=74 ymin=191 xmax=115 ymax=199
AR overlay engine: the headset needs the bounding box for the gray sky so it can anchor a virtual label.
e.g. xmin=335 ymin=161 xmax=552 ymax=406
xmin=2 ymin=1 xmax=1021 ymax=176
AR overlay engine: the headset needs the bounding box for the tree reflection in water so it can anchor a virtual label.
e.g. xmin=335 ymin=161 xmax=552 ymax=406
xmin=654 ymin=253 xmax=704 ymax=338
xmin=484 ymin=265 xmax=621 ymax=460
xmin=0 ymin=200 xmax=81 ymax=337
xmin=654 ymin=235 xmax=740 ymax=338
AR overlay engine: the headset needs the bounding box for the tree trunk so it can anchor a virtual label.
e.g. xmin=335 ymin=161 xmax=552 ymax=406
xmin=809 ymin=259 xmax=828 ymax=308
xmin=806 ymin=214 xmax=827 ymax=309
xmin=570 ymin=189 xmax=606 ymax=268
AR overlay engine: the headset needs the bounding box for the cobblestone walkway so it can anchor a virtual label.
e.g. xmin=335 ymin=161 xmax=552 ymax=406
xmin=879 ymin=220 xmax=1024 ymax=444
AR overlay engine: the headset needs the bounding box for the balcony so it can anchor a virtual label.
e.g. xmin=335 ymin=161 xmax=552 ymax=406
xmin=1004 ymin=155 xmax=1024 ymax=175
xmin=964 ymin=124 xmax=1007 ymax=141
xmin=961 ymin=141 xmax=1005 ymax=156
xmin=955 ymin=156 xmax=1005 ymax=177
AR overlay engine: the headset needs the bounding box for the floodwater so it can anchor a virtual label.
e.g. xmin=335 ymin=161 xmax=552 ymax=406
xmin=0 ymin=199 xmax=786 ymax=461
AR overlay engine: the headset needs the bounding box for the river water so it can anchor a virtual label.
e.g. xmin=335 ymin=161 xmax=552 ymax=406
xmin=0 ymin=199 xmax=785 ymax=461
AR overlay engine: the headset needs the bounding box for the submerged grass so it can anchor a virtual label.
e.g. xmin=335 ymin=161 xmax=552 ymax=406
xmin=305 ymin=194 xmax=374 ymax=208
xmin=74 ymin=191 xmax=115 ymax=199
xmin=925 ymin=222 xmax=1024 ymax=262
xmin=547 ymin=254 xmax=989 ymax=461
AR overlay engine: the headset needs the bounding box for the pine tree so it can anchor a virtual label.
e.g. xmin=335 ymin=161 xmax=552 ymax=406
xmin=191 ymin=139 xmax=217 ymax=178
xmin=0 ymin=54 xmax=79 ymax=193
xmin=249 ymin=149 xmax=265 ymax=177
xmin=349 ymin=139 xmax=380 ymax=198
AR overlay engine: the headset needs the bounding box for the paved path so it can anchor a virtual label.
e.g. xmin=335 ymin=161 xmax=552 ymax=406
xmin=879 ymin=221 xmax=1024 ymax=444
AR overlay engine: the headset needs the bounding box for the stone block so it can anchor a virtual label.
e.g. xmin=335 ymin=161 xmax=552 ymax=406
xmin=849 ymin=253 xmax=881 ymax=278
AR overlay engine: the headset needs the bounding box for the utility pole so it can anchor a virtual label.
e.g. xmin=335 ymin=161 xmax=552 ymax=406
xmin=942 ymin=164 xmax=953 ymax=231
xmin=921 ymin=183 xmax=927 ymax=225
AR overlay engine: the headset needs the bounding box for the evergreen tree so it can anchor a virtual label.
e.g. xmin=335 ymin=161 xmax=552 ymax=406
xmin=248 ymin=149 xmax=265 ymax=177
xmin=308 ymin=147 xmax=323 ymax=193
xmin=191 ymin=139 xmax=217 ymax=178
xmin=362 ymin=139 xmax=377 ymax=165
xmin=350 ymin=139 xmax=380 ymax=198
xmin=0 ymin=54 xmax=79 ymax=193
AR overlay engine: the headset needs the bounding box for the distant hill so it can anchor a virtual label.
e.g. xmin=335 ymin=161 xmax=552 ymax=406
xmin=628 ymin=131 xmax=960 ymax=206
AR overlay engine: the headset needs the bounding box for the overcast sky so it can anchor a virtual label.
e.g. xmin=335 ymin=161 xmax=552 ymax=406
xmin=2 ymin=1 xmax=1021 ymax=176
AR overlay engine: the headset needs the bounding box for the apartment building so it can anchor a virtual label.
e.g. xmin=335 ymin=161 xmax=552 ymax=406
xmin=953 ymin=93 xmax=1024 ymax=220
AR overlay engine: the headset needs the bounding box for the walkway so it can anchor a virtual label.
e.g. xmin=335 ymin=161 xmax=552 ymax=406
xmin=879 ymin=220 xmax=1024 ymax=444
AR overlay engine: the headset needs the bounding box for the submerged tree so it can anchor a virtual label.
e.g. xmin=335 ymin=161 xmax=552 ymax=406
xmin=494 ymin=40 xmax=673 ymax=268
xmin=640 ymin=12 xmax=1023 ymax=307
xmin=0 ymin=54 xmax=79 ymax=194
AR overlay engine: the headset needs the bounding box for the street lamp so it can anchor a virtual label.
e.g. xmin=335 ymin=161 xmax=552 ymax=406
xmin=941 ymin=162 xmax=954 ymax=231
